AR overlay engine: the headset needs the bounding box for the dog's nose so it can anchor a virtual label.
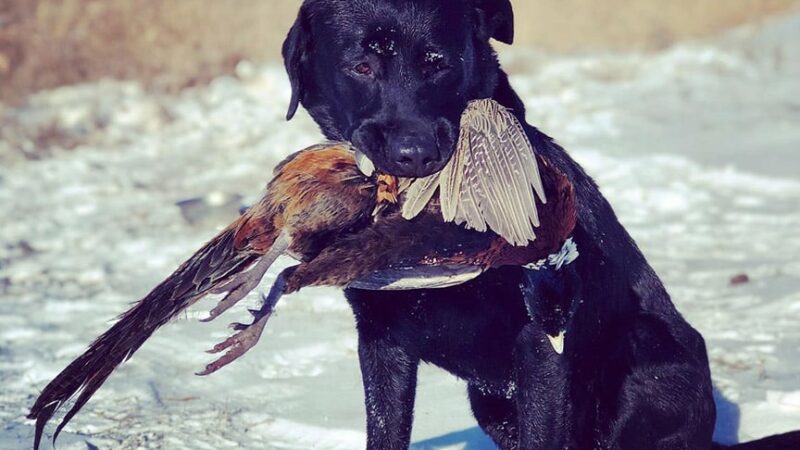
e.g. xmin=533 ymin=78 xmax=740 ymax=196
xmin=394 ymin=145 xmax=436 ymax=173
xmin=389 ymin=135 xmax=439 ymax=176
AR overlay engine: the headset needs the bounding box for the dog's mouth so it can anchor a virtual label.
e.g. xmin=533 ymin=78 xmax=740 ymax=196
xmin=354 ymin=148 xmax=452 ymax=179
xmin=349 ymin=116 xmax=458 ymax=178
xmin=354 ymin=150 xmax=409 ymax=212
xmin=355 ymin=149 xmax=404 ymax=206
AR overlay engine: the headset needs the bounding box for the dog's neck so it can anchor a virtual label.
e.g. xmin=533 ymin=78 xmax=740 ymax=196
xmin=490 ymin=69 xmax=526 ymax=121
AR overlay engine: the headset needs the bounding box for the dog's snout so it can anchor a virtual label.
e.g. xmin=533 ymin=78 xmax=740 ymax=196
xmin=391 ymin=136 xmax=439 ymax=175
xmin=352 ymin=118 xmax=449 ymax=177
xmin=382 ymin=120 xmax=442 ymax=177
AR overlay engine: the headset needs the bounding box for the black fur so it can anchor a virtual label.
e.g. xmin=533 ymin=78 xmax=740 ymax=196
xmin=284 ymin=1 xmax=800 ymax=449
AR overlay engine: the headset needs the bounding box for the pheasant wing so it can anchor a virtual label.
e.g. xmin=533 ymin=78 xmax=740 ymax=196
xmin=452 ymin=99 xmax=546 ymax=246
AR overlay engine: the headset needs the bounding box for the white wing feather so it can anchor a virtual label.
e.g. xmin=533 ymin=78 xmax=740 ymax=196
xmin=401 ymin=173 xmax=439 ymax=220
xmin=400 ymin=99 xmax=546 ymax=246
xmin=455 ymin=100 xmax=545 ymax=245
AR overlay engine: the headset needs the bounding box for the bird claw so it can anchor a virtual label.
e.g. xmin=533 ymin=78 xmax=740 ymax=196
xmin=230 ymin=321 xmax=250 ymax=331
xmin=196 ymin=313 xmax=271 ymax=376
xmin=199 ymin=281 xmax=251 ymax=322
xmin=196 ymin=263 xmax=294 ymax=377
xmin=200 ymin=259 xmax=273 ymax=323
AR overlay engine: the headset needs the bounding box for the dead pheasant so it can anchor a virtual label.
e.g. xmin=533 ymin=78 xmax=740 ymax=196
xmin=27 ymin=99 xmax=577 ymax=450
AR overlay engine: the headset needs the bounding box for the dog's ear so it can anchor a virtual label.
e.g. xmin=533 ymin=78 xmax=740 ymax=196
xmin=473 ymin=0 xmax=514 ymax=45
xmin=282 ymin=7 xmax=312 ymax=121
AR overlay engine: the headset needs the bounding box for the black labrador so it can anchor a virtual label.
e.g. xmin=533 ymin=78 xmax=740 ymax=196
xmin=282 ymin=1 xmax=800 ymax=449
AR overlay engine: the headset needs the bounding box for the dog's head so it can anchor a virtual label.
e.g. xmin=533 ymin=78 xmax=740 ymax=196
xmin=283 ymin=0 xmax=515 ymax=178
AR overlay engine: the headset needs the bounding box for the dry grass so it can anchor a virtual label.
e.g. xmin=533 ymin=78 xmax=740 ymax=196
xmin=0 ymin=0 xmax=299 ymax=102
xmin=1 ymin=0 xmax=798 ymax=102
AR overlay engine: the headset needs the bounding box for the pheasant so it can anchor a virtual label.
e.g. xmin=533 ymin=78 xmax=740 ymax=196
xmin=28 ymin=99 xmax=577 ymax=450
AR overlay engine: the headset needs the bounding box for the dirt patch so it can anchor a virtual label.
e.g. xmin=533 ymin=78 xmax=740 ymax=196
xmin=0 ymin=0 xmax=298 ymax=103
xmin=0 ymin=0 xmax=798 ymax=103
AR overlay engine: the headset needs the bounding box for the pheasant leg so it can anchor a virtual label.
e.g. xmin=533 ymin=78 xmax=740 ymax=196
xmin=201 ymin=233 xmax=290 ymax=322
xmin=196 ymin=265 xmax=297 ymax=376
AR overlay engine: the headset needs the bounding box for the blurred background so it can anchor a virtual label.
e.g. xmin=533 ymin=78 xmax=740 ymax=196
xmin=1 ymin=1 xmax=799 ymax=449
xmin=1 ymin=0 xmax=799 ymax=102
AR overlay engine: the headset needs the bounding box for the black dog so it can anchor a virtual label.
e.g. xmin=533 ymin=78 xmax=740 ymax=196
xmin=283 ymin=1 xmax=800 ymax=449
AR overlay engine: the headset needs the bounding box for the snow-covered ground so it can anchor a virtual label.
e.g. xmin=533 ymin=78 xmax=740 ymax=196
xmin=2 ymin=12 xmax=799 ymax=450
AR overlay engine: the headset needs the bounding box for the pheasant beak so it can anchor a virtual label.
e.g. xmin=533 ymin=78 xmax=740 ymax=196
xmin=376 ymin=173 xmax=400 ymax=204
xmin=356 ymin=148 xmax=403 ymax=216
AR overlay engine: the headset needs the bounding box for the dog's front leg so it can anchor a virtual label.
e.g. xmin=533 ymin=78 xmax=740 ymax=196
xmin=513 ymin=320 xmax=572 ymax=450
xmin=357 ymin=331 xmax=419 ymax=450
xmin=513 ymin=260 xmax=580 ymax=449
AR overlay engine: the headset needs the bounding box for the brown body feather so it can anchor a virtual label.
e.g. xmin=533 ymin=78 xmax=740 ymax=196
xmin=277 ymin=153 xmax=576 ymax=293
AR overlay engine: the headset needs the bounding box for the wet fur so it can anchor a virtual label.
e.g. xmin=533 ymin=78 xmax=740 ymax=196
xmin=285 ymin=1 xmax=800 ymax=449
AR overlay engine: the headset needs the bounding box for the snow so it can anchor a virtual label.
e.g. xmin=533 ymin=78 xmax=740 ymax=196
xmin=2 ymin=12 xmax=800 ymax=450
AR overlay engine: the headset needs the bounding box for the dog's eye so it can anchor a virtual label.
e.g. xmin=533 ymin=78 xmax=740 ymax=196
xmin=422 ymin=50 xmax=450 ymax=78
xmin=352 ymin=62 xmax=374 ymax=77
xmin=424 ymin=50 xmax=444 ymax=64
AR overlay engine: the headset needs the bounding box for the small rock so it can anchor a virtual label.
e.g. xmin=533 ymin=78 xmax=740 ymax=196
xmin=176 ymin=192 xmax=244 ymax=227
xmin=729 ymin=273 xmax=750 ymax=285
